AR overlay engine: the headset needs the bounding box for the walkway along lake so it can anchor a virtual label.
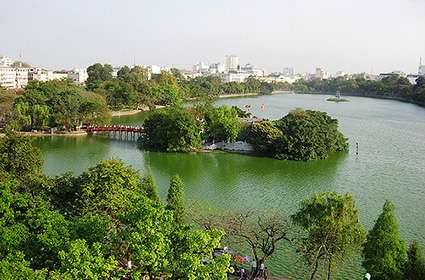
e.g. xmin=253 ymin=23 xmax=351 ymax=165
xmin=33 ymin=93 xmax=425 ymax=279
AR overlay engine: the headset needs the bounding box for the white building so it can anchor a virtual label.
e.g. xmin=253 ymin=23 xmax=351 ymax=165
xmin=282 ymin=67 xmax=294 ymax=77
xmin=225 ymin=55 xmax=239 ymax=72
xmin=148 ymin=65 xmax=161 ymax=75
xmin=0 ymin=66 xmax=17 ymax=89
xmin=208 ymin=63 xmax=225 ymax=74
xmin=221 ymin=72 xmax=252 ymax=83
xmin=315 ymin=67 xmax=329 ymax=80
xmin=67 ymin=69 xmax=88 ymax=84
xmin=0 ymin=66 xmax=30 ymax=89
xmin=0 ymin=56 xmax=13 ymax=67
xmin=193 ymin=62 xmax=209 ymax=74
xmin=28 ymin=68 xmax=54 ymax=82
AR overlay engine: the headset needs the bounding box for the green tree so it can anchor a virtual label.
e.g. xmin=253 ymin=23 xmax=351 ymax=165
xmin=141 ymin=173 xmax=160 ymax=202
xmin=86 ymin=63 xmax=113 ymax=90
xmin=0 ymin=252 xmax=47 ymax=280
xmin=248 ymin=120 xmax=283 ymax=154
xmin=204 ymin=105 xmax=241 ymax=143
xmin=363 ymin=201 xmax=407 ymax=280
xmin=96 ymin=79 xmax=137 ymax=110
xmin=273 ymin=109 xmax=348 ymax=160
xmin=0 ymin=134 xmax=43 ymax=180
xmin=292 ymin=192 xmax=366 ymax=280
xmin=166 ymin=175 xmax=185 ymax=224
xmin=141 ymin=107 xmax=202 ymax=152
xmin=51 ymin=240 xmax=117 ymax=280
xmin=404 ymin=241 xmax=425 ymax=280
xmin=76 ymin=159 xmax=144 ymax=215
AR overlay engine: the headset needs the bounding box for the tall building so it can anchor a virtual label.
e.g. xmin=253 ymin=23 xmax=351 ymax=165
xmin=419 ymin=57 xmax=425 ymax=76
xmin=282 ymin=67 xmax=294 ymax=77
xmin=225 ymin=55 xmax=239 ymax=72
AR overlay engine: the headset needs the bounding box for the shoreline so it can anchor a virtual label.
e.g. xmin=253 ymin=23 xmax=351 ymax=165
xmin=11 ymin=131 xmax=88 ymax=137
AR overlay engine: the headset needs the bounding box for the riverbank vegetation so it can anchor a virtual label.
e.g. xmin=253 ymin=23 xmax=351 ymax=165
xmin=86 ymin=63 xmax=288 ymax=110
xmin=0 ymin=80 xmax=111 ymax=132
xmin=0 ymin=134 xmax=424 ymax=280
xmin=292 ymin=75 xmax=425 ymax=106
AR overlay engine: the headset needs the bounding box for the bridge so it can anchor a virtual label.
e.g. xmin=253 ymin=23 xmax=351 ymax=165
xmin=85 ymin=125 xmax=144 ymax=141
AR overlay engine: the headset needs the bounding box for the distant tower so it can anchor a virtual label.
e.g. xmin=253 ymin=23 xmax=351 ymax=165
xmin=419 ymin=57 xmax=425 ymax=76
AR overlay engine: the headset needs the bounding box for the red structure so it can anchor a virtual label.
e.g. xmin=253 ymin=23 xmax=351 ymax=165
xmin=85 ymin=125 xmax=143 ymax=134
xmin=85 ymin=125 xmax=144 ymax=141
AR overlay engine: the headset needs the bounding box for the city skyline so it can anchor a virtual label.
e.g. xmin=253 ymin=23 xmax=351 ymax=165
xmin=1 ymin=0 xmax=424 ymax=74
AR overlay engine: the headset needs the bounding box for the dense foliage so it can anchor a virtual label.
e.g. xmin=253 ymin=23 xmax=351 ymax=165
xmin=140 ymin=107 xmax=203 ymax=152
xmin=0 ymin=134 xmax=231 ymax=279
xmin=404 ymin=241 xmax=425 ymax=280
xmin=248 ymin=109 xmax=348 ymax=160
xmin=363 ymin=201 xmax=407 ymax=280
xmin=5 ymin=80 xmax=110 ymax=132
xmin=291 ymin=75 xmax=425 ymax=105
xmin=204 ymin=105 xmax=241 ymax=143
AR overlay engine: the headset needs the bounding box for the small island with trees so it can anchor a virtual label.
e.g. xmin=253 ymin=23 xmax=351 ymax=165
xmin=138 ymin=104 xmax=348 ymax=161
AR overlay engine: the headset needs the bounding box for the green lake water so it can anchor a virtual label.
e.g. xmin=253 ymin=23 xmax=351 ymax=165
xmin=33 ymin=93 xmax=425 ymax=279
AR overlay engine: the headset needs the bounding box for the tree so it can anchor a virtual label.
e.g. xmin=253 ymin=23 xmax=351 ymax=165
xmin=248 ymin=120 xmax=283 ymax=154
xmin=363 ymin=201 xmax=407 ymax=280
xmin=273 ymin=109 xmax=348 ymax=160
xmin=141 ymin=173 xmax=160 ymax=202
xmin=0 ymin=251 xmax=47 ymax=280
xmin=204 ymin=106 xmax=241 ymax=143
xmin=0 ymin=134 xmax=43 ymax=180
xmin=76 ymin=159 xmax=145 ymax=215
xmin=166 ymin=175 xmax=185 ymax=224
xmin=50 ymin=240 xmax=117 ymax=280
xmin=86 ymin=63 xmax=113 ymax=90
xmin=96 ymin=79 xmax=137 ymax=109
xmin=140 ymin=107 xmax=202 ymax=152
xmin=404 ymin=241 xmax=425 ymax=280
xmin=207 ymin=210 xmax=290 ymax=280
xmin=292 ymin=192 xmax=366 ymax=280
xmin=0 ymin=89 xmax=16 ymax=127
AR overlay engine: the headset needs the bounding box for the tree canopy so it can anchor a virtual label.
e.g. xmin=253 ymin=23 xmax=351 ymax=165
xmin=363 ymin=201 xmax=407 ymax=280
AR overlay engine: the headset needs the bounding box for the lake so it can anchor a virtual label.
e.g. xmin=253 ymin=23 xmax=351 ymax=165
xmin=33 ymin=93 xmax=425 ymax=279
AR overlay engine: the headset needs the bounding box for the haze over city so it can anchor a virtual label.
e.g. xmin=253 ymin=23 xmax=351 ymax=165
xmin=1 ymin=0 xmax=424 ymax=73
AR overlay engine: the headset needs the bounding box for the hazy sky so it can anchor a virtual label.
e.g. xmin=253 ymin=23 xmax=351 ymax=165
xmin=1 ymin=0 xmax=424 ymax=74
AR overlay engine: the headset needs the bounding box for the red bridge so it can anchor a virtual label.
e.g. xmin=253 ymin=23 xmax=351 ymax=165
xmin=85 ymin=125 xmax=144 ymax=141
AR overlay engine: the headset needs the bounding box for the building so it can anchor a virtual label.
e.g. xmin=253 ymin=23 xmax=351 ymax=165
xmin=193 ymin=62 xmax=209 ymax=74
xmin=28 ymin=68 xmax=54 ymax=82
xmin=148 ymin=65 xmax=161 ymax=75
xmin=0 ymin=66 xmax=17 ymax=88
xmin=67 ymin=69 xmax=88 ymax=84
xmin=208 ymin=63 xmax=225 ymax=74
xmin=419 ymin=58 xmax=425 ymax=76
xmin=315 ymin=67 xmax=329 ymax=80
xmin=0 ymin=66 xmax=29 ymax=89
xmin=221 ymin=72 xmax=252 ymax=83
xmin=0 ymin=55 xmax=13 ymax=67
xmin=378 ymin=71 xmax=406 ymax=80
xmin=225 ymin=55 xmax=239 ymax=72
xmin=282 ymin=67 xmax=294 ymax=77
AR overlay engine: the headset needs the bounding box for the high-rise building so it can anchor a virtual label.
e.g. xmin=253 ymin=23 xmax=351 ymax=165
xmin=419 ymin=57 xmax=425 ymax=76
xmin=282 ymin=67 xmax=294 ymax=77
xmin=225 ymin=55 xmax=239 ymax=72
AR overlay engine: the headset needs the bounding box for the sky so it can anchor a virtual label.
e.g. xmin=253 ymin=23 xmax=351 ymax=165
xmin=1 ymin=0 xmax=424 ymax=74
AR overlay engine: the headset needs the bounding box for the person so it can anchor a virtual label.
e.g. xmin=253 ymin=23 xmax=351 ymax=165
xmin=251 ymin=260 xmax=257 ymax=275
xmin=259 ymin=262 xmax=265 ymax=277
xmin=240 ymin=268 xmax=245 ymax=280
